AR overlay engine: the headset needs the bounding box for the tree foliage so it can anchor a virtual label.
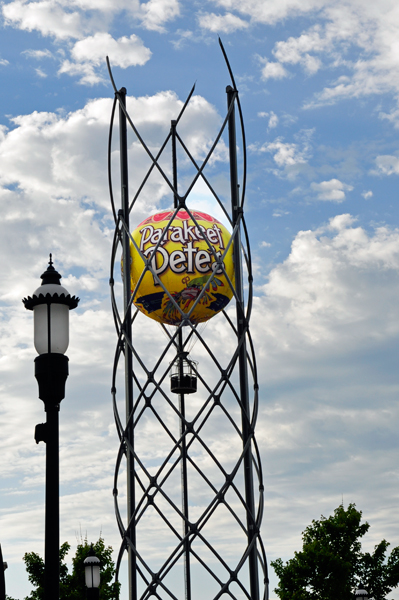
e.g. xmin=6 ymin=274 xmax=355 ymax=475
xmin=22 ymin=537 xmax=120 ymax=600
xmin=271 ymin=504 xmax=399 ymax=600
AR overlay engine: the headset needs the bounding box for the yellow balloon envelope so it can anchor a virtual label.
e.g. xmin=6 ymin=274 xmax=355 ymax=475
xmin=129 ymin=209 xmax=235 ymax=325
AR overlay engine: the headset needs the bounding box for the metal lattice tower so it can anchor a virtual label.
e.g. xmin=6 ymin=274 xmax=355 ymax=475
xmin=107 ymin=42 xmax=269 ymax=600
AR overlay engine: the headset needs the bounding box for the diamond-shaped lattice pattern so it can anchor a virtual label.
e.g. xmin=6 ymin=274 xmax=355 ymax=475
xmin=108 ymin=51 xmax=268 ymax=600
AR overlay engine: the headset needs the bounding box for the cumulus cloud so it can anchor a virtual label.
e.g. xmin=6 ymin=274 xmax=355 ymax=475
xmin=244 ymin=214 xmax=399 ymax=567
xmin=373 ymin=154 xmax=399 ymax=176
xmin=2 ymin=0 xmax=180 ymax=84
xmin=22 ymin=48 xmax=54 ymax=59
xmin=379 ymin=106 xmax=399 ymax=129
xmin=257 ymin=56 xmax=290 ymax=80
xmin=2 ymin=0 xmax=84 ymax=39
xmin=211 ymin=0 xmax=328 ymax=26
xmin=73 ymin=32 xmax=151 ymax=67
xmin=273 ymin=28 xmax=325 ymax=74
xmin=198 ymin=11 xmax=249 ymax=33
xmin=300 ymin=3 xmax=399 ymax=107
xmin=139 ymin=0 xmax=180 ymax=32
xmin=258 ymin=111 xmax=279 ymax=129
xmin=254 ymin=213 xmax=399 ymax=351
xmin=35 ymin=67 xmax=47 ymax=77
xmin=267 ymin=111 xmax=279 ymax=129
xmin=310 ymin=178 xmax=353 ymax=201
xmin=267 ymin=139 xmax=308 ymax=166
xmin=250 ymin=129 xmax=313 ymax=178
xmin=0 ymin=86 xmax=232 ymax=540
xmin=362 ymin=190 xmax=373 ymax=199
xmin=0 ymin=90 xmax=229 ymax=290
xmin=0 ymin=88 xmax=250 ymax=596
xmin=2 ymin=78 xmax=399 ymax=595
xmin=58 ymin=32 xmax=152 ymax=84
xmin=2 ymin=0 xmax=180 ymax=38
xmin=210 ymin=0 xmax=399 ymax=110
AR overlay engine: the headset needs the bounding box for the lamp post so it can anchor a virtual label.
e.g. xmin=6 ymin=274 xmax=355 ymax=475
xmin=0 ymin=544 xmax=6 ymax=600
xmin=355 ymin=584 xmax=369 ymax=599
xmin=84 ymin=546 xmax=101 ymax=600
xmin=23 ymin=255 xmax=79 ymax=600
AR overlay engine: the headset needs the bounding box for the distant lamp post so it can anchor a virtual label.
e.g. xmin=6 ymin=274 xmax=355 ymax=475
xmin=0 ymin=543 xmax=6 ymax=600
xmin=84 ymin=546 xmax=101 ymax=600
xmin=22 ymin=255 xmax=79 ymax=600
xmin=355 ymin=584 xmax=369 ymax=599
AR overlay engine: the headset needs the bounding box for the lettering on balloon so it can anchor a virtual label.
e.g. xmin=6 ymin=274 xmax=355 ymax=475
xmin=139 ymin=223 xmax=226 ymax=284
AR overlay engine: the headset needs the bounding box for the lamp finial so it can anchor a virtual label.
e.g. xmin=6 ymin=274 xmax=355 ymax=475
xmin=40 ymin=255 xmax=61 ymax=286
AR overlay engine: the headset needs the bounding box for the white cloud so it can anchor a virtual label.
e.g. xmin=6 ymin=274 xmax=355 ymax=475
xmin=362 ymin=190 xmax=373 ymax=199
xmin=273 ymin=209 xmax=290 ymax=217
xmin=301 ymin=3 xmax=399 ymax=107
xmin=310 ymin=178 xmax=353 ymax=201
xmin=2 ymin=0 xmax=84 ymax=40
xmin=35 ymin=67 xmax=47 ymax=77
xmin=257 ymin=56 xmax=290 ymax=80
xmin=327 ymin=213 xmax=356 ymax=230
xmin=22 ymin=48 xmax=54 ymax=59
xmin=273 ymin=27 xmax=325 ymax=74
xmin=2 ymin=0 xmax=180 ymax=39
xmin=171 ymin=28 xmax=193 ymax=49
xmin=267 ymin=139 xmax=308 ymax=166
xmin=198 ymin=11 xmax=249 ymax=33
xmin=58 ymin=32 xmax=152 ymax=84
xmin=211 ymin=0 xmax=328 ymax=26
xmin=0 ymin=103 xmax=111 ymax=209
xmin=258 ymin=111 xmax=279 ymax=129
xmin=69 ymin=0 xmax=135 ymax=10
xmin=250 ymin=130 xmax=313 ymax=178
xmin=267 ymin=111 xmax=279 ymax=129
xmin=1 ymin=74 xmax=399 ymax=596
xmin=0 ymin=90 xmax=229 ymax=284
xmin=211 ymin=0 xmax=399 ymax=111
xmin=0 ymin=94 xmax=235 ymax=580
xmin=0 ymin=58 xmax=9 ymax=65
xmin=260 ymin=241 xmax=271 ymax=247
xmin=373 ymin=154 xmax=399 ymax=176
xmin=379 ymin=106 xmax=399 ymax=129
xmin=254 ymin=214 xmax=399 ymax=350
xmin=72 ymin=32 xmax=151 ymax=67
xmin=139 ymin=0 xmax=180 ymax=32
xmin=2 ymin=0 xmax=180 ymax=83
xmin=245 ymin=215 xmax=399 ymax=572
xmin=57 ymin=59 xmax=103 ymax=85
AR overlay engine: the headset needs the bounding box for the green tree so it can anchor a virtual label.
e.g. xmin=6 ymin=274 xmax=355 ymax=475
xmin=271 ymin=503 xmax=399 ymax=600
xmin=23 ymin=537 xmax=120 ymax=600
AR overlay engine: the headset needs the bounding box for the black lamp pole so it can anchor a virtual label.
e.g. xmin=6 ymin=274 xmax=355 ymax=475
xmin=23 ymin=256 xmax=79 ymax=600
xmin=0 ymin=544 xmax=6 ymax=600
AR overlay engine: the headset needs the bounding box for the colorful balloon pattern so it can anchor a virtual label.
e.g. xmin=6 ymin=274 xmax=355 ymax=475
xmin=129 ymin=209 xmax=235 ymax=325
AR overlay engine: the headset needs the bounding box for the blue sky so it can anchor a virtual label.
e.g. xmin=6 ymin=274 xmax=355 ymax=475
xmin=0 ymin=0 xmax=399 ymax=598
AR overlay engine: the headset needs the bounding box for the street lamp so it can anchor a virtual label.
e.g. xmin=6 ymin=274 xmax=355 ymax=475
xmin=23 ymin=255 xmax=79 ymax=600
xmin=0 ymin=543 xmax=6 ymax=600
xmin=355 ymin=584 xmax=369 ymax=599
xmin=84 ymin=546 xmax=101 ymax=600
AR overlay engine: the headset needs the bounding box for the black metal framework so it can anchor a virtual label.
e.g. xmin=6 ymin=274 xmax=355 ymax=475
xmin=107 ymin=41 xmax=268 ymax=600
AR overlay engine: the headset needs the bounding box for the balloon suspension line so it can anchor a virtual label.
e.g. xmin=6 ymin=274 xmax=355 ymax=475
xmin=171 ymin=118 xmax=192 ymax=600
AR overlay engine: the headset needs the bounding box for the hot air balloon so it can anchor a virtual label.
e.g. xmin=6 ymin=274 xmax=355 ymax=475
xmin=128 ymin=209 xmax=235 ymax=325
